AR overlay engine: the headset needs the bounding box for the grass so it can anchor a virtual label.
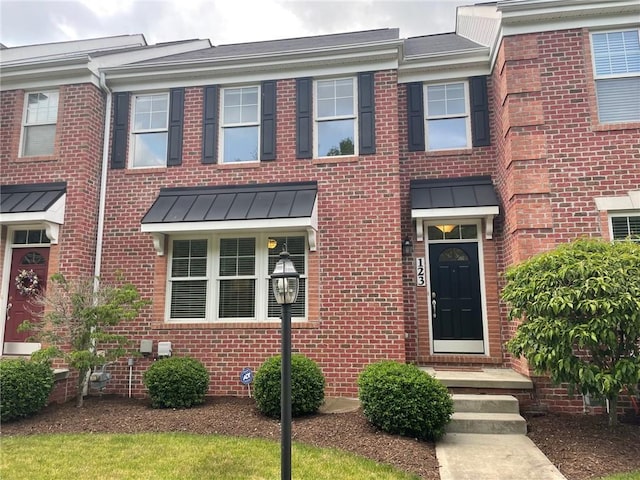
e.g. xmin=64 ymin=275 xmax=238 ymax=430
xmin=1 ymin=433 xmax=419 ymax=480
xmin=599 ymin=473 xmax=640 ymax=480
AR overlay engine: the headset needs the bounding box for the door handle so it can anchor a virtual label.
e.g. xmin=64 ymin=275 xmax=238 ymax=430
xmin=431 ymin=291 xmax=436 ymax=319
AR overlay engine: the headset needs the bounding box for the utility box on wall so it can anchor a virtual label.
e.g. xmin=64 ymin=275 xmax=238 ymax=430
xmin=158 ymin=341 xmax=172 ymax=358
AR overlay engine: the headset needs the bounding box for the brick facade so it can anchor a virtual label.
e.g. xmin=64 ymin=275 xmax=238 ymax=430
xmin=1 ymin=4 xmax=638 ymax=412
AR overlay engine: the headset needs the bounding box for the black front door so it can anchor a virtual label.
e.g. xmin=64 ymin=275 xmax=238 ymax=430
xmin=428 ymin=242 xmax=483 ymax=353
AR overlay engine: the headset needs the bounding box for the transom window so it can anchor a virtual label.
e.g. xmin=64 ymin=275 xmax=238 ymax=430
xmin=221 ymin=86 xmax=260 ymax=163
xmin=130 ymin=93 xmax=169 ymax=168
xmin=315 ymin=78 xmax=356 ymax=157
xmin=168 ymin=234 xmax=307 ymax=322
xmin=425 ymin=82 xmax=470 ymax=150
xmin=21 ymin=91 xmax=59 ymax=157
xmin=591 ymin=29 xmax=640 ymax=123
xmin=12 ymin=229 xmax=51 ymax=245
xmin=610 ymin=214 xmax=640 ymax=242
xmin=427 ymin=224 xmax=477 ymax=241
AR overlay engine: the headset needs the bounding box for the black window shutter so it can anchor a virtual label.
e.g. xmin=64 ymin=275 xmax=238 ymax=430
xmin=470 ymin=76 xmax=491 ymax=147
xmin=358 ymin=72 xmax=376 ymax=155
xmin=167 ymin=88 xmax=184 ymax=166
xmin=296 ymin=77 xmax=313 ymax=159
xmin=407 ymin=83 xmax=425 ymax=152
xmin=111 ymin=92 xmax=130 ymax=169
xmin=202 ymin=85 xmax=218 ymax=164
xmin=261 ymin=80 xmax=277 ymax=161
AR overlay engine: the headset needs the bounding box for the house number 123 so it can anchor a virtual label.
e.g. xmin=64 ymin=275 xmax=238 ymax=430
xmin=416 ymin=257 xmax=426 ymax=286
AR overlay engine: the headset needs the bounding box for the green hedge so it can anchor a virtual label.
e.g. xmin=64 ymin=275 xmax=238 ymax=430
xmin=143 ymin=356 xmax=209 ymax=409
xmin=0 ymin=358 xmax=54 ymax=422
xmin=254 ymin=354 xmax=325 ymax=418
xmin=358 ymin=361 xmax=453 ymax=441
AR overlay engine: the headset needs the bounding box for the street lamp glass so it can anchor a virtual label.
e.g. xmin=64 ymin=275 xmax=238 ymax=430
xmin=271 ymin=252 xmax=300 ymax=305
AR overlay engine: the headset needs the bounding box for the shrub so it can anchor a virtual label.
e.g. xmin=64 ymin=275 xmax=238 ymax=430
xmin=254 ymin=354 xmax=325 ymax=418
xmin=358 ymin=361 xmax=453 ymax=441
xmin=1 ymin=358 xmax=54 ymax=422
xmin=143 ymin=356 xmax=209 ymax=409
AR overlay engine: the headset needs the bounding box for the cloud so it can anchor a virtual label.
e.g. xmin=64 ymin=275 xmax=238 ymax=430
xmin=0 ymin=0 xmax=465 ymax=48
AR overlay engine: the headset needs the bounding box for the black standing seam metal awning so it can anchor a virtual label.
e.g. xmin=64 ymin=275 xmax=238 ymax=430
xmin=140 ymin=182 xmax=318 ymax=254
xmin=0 ymin=182 xmax=68 ymax=244
xmin=142 ymin=181 xmax=317 ymax=224
xmin=1 ymin=182 xmax=67 ymax=214
xmin=410 ymin=176 xmax=500 ymax=240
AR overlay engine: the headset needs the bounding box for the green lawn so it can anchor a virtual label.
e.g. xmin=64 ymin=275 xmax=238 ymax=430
xmin=1 ymin=433 xmax=419 ymax=480
xmin=599 ymin=473 xmax=640 ymax=480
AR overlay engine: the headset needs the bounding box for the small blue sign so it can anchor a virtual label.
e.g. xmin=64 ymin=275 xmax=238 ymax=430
xmin=240 ymin=367 xmax=254 ymax=385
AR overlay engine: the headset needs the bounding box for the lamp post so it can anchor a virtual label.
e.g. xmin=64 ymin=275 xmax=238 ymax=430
xmin=271 ymin=249 xmax=300 ymax=480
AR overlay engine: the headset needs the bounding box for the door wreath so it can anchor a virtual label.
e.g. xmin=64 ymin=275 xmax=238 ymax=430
xmin=15 ymin=269 xmax=40 ymax=296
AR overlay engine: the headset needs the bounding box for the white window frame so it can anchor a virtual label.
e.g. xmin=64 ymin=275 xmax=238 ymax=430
xmin=129 ymin=92 xmax=170 ymax=168
xmin=166 ymin=232 xmax=308 ymax=323
xmin=608 ymin=212 xmax=640 ymax=242
xmin=314 ymin=76 xmax=358 ymax=158
xmin=219 ymin=85 xmax=261 ymax=163
xmin=590 ymin=28 xmax=640 ymax=124
xmin=20 ymin=90 xmax=59 ymax=157
xmin=424 ymin=81 xmax=471 ymax=151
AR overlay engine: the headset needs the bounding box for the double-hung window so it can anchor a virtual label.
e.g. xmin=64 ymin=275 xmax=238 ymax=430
xmin=315 ymin=78 xmax=356 ymax=157
xmin=131 ymin=93 xmax=169 ymax=168
xmin=591 ymin=29 xmax=640 ymax=123
xmin=21 ymin=91 xmax=59 ymax=157
xmin=610 ymin=214 xmax=640 ymax=242
xmin=168 ymin=234 xmax=307 ymax=322
xmin=425 ymin=82 xmax=470 ymax=150
xmin=221 ymin=86 xmax=260 ymax=163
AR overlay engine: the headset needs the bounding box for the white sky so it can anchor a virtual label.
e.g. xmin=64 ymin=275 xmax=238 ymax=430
xmin=0 ymin=0 xmax=469 ymax=48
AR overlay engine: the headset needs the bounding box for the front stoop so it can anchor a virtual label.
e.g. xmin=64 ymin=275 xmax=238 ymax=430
xmin=447 ymin=394 xmax=527 ymax=435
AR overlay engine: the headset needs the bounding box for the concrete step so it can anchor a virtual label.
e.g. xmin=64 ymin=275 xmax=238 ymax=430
xmin=447 ymin=412 xmax=528 ymax=435
xmin=422 ymin=367 xmax=534 ymax=390
xmin=452 ymin=394 xmax=520 ymax=414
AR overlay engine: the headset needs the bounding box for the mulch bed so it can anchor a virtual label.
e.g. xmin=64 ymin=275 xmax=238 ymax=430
xmin=2 ymin=395 xmax=639 ymax=480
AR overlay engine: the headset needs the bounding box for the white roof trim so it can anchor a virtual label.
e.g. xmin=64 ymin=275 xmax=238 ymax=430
xmin=412 ymin=205 xmax=499 ymax=241
xmin=0 ymin=195 xmax=66 ymax=244
xmin=142 ymin=209 xmax=318 ymax=256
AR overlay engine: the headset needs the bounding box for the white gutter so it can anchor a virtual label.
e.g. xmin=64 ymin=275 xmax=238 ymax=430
xmin=94 ymin=71 xmax=112 ymax=286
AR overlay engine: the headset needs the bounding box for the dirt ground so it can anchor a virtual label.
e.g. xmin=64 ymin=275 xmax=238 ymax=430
xmin=2 ymin=395 xmax=639 ymax=480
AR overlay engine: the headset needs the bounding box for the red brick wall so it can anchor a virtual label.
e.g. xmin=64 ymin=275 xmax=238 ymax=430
xmin=99 ymin=71 xmax=407 ymax=398
xmin=0 ymin=84 xmax=106 ymax=280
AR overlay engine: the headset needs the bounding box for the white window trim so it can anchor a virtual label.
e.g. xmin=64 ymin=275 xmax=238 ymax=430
xmin=590 ymin=28 xmax=640 ymax=81
xmin=128 ymin=92 xmax=170 ymax=169
xmin=219 ymin=85 xmax=261 ymax=164
xmin=590 ymin=28 xmax=640 ymax=124
xmin=165 ymin=232 xmax=308 ymax=323
xmin=19 ymin=90 xmax=59 ymax=158
xmin=608 ymin=211 xmax=640 ymax=242
xmin=424 ymin=80 xmax=471 ymax=151
xmin=314 ymin=76 xmax=358 ymax=158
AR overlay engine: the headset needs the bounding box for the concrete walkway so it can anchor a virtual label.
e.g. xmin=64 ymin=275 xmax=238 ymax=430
xmin=320 ymin=397 xmax=567 ymax=480
xmin=436 ymin=433 xmax=567 ymax=480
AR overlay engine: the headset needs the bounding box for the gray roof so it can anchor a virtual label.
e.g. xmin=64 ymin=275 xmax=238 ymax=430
xmin=404 ymin=33 xmax=484 ymax=57
xmin=1 ymin=182 xmax=66 ymax=214
xmin=133 ymin=28 xmax=400 ymax=64
xmin=410 ymin=176 xmax=499 ymax=210
xmin=142 ymin=182 xmax=317 ymax=224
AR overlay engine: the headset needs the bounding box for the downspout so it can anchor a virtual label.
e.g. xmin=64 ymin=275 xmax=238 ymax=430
xmin=80 ymin=72 xmax=112 ymax=398
xmin=95 ymin=71 xmax=112 ymax=284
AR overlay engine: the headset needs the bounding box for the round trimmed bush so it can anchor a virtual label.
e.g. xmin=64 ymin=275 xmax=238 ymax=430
xmin=1 ymin=358 xmax=54 ymax=422
xmin=143 ymin=356 xmax=209 ymax=409
xmin=254 ymin=354 xmax=325 ymax=418
xmin=358 ymin=361 xmax=453 ymax=441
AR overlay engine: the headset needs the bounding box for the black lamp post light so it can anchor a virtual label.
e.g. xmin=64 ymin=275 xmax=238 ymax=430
xmin=271 ymin=249 xmax=300 ymax=480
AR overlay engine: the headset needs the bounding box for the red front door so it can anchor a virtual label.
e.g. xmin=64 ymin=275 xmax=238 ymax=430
xmin=5 ymin=247 xmax=49 ymax=343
